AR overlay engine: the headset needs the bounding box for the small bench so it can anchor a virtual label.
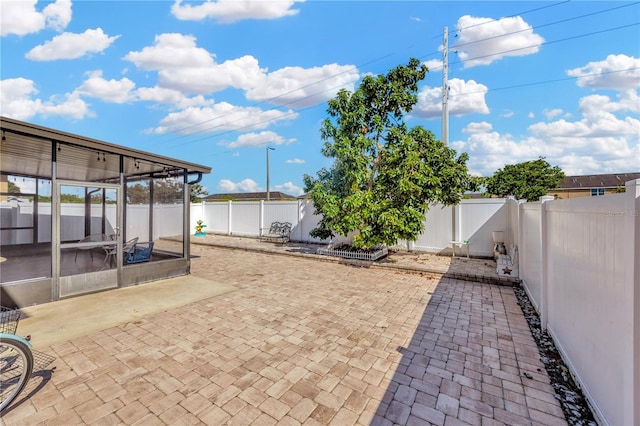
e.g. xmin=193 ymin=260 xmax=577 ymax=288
xmin=260 ymin=222 xmax=292 ymax=244
xmin=497 ymin=244 xmax=518 ymax=277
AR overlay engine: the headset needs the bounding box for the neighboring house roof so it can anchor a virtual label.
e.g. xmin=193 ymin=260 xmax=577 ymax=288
xmin=203 ymin=191 xmax=297 ymax=201
xmin=555 ymin=173 xmax=640 ymax=190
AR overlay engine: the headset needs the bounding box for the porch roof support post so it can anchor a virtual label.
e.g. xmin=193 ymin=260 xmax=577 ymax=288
xmin=184 ymin=170 xmax=190 ymax=272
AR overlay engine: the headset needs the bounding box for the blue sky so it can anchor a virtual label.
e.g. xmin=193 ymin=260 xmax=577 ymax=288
xmin=1 ymin=0 xmax=639 ymax=196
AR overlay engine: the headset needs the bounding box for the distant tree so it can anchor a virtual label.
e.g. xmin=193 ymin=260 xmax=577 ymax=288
xmin=485 ymin=158 xmax=565 ymax=201
xmin=304 ymin=58 xmax=474 ymax=249
xmin=127 ymin=180 xmax=207 ymax=204
xmin=127 ymin=183 xmax=151 ymax=204
xmin=7 ymin=181 xmax=21 ymax=193
xmin=189 ymin=183 xmax=208 ymax=203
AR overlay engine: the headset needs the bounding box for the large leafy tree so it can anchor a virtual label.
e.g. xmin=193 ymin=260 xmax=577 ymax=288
xmin=485 ymin=157 xmax=565 ymax=201
xmin=304 ymin=58 xmax=473 ymax=249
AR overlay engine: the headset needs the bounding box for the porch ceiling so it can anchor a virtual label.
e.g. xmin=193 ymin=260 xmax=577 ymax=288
xmin=1 ymin=116 xmax=211 ymax=182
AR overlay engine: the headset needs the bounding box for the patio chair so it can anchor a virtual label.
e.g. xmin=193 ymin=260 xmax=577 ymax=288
xmin=126 ymin=241 xmax=154 ymax=264
xmin=75 ymin=234 xmax=108 ymax=262
xmin=103 ymin=237 xmax=138 ymax=267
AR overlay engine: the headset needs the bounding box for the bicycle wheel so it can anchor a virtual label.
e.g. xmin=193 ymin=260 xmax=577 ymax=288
xmin=0 ymin=336 xmax=34 ymax=412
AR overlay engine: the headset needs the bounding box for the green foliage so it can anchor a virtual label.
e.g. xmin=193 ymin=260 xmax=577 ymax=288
xmin=7 ymin=181 xmax=21 ymax=193
xmin=189 ymin=183 xmax=208 ymax=203
xmin=485 ymin=158 xmax=565 ymax=201
xmin=304 ymin=58 xmax=473 ymax=249
xmin=127 ymin=179 xmax=206 ymax=204
xmin=194 ymin=219 xmax=207 ymax=234
xmin=614 ymin=184 xmax=626 ymax=193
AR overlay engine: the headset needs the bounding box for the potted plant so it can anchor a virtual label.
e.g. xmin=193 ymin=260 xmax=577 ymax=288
xmin=194 ymin=220 xmax=207 ymax=236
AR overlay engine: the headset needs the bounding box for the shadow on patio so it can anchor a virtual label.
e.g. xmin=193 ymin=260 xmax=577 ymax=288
xmin=371 ymin=275 xmax=568 ymax=426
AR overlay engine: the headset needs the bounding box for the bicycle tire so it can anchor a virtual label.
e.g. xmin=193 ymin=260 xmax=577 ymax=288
xmin=0 ymin=336 xmax=34 ymax=412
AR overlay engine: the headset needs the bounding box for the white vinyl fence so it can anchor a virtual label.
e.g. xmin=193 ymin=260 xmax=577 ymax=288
xmin=190 ymin=198 xmax=511 ymax=256
xmin=516 ymin=180 xmax=640 ymax=426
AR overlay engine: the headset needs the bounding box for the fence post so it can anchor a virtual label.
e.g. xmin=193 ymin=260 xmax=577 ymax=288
xmin=517 ymin=201 xmax=524 ymax=280
xmin=539 ymin=195 xmax=554 ymax=331
xmin=260 ymin=200 xmax=264 ymax=235
xmin=227 ymin=200 xmax=232 ymax=235
xmin=454 ymin=203 xmax=462 ymax=242
xmin=623 ymin=179 xmax=640 ymax=425
xmin=297 ymin=199 xmax=303 ymax=242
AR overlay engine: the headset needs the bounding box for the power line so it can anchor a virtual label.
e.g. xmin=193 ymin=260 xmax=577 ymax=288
xmin=426 ymin=22 xmax=639 ymax=73
xmin=158 ymin=8 xmax=639 ymax=147
xmin=163 ymin=1 xmax=578 ymax=143
xmin=431 ymin=0 xmax=571 ymax=40
xmin=448 ymin=66 xmax=640 ymax=98
xmin=451 ymin=2 xmax=639 ymax=51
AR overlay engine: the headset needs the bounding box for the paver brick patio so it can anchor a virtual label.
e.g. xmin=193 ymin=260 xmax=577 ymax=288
xmin=1 ymin=241 xmax=567 ymax=425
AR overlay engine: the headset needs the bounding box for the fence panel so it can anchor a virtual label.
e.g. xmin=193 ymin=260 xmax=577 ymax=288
xmin=545 ymin=193 xmax=629 ymax=425
xmin=264 ymin=201 xmax=299 ymax=229
xmin=154 ymin=204 xmax=183 ymax=240
xmin=200 ymin=202 xmax=229 ymax=234
xmin=299 ymin=201 xmax=327 ymax=243
xmin=459 ymin=199 xmax=508 ymax=257
xmin=520 ymin=203 xmax=542 ymax=309
xmin=230 ymin=202 xmax=260 ymax=236
xmin=411 ymin=204 xmax=454 ymax=253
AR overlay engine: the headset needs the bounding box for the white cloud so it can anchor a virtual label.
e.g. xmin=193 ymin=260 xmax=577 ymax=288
xmin=76 ymin=70 xmax=135 ymax=103
xmin=224 ymin=131 xmax=295 ymax=148
xmin=124 ymin=33 xmax=356 ymax=109
xmin=125 ymin=33 xmax=216 ymax=71
xmin=501 ymin=110 xmax=514 ymax=118
xmin=415 ymin=78 xmax=489 ymax=118
xmin=26 ymin=28 xmax=119 ymax=61
xmin=454 ymin=91 xmax=640 ymax=176
xmin=422 ymin=59 xmax=442 ymax=72
xmin=134 ymin=87 xmax=211 ymax=109
xmin=171 ymin=0 xmax=303 ymax=24
xmin=462 ymin=121 xmax=492 ymax=134
xmin=218 ymin=178 xmax=261 ymax=192
xmin=0 ymin=77 xmax=91 ymax=120
xmin=568 ymin=54 xmax=640 ymax=90
xmin=275 ymin=182 xmax=303 ymax=196
xmin=216 ymin=178 xmax=302 ymax=196
xmin=125 ymin=34 xmax=265 ymax=94
xmin=286 ymin=158 xmax=305 ymax=164
xmin=1 ymin=0 xmax=71 ymax=36
xmin=528 ymin=112 xmax=535 ymax=119
xmin=150 ymin=103 xmax=298 ymax=135
xmin=245 ymin=64 xmax=359 ymax=108
xmin=454 ymin=15 xmax=544 ymax=68
xmin=543 ymin=108 xmax=563 ymax=120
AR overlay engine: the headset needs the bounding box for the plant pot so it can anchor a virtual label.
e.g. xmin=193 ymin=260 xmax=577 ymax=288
xmin=194 ymin=232 xmax=207 ymax=237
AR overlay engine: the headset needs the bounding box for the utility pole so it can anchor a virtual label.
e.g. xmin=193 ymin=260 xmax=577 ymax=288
xmin=266 ymin=146 xmax=275 ymax=201
xmin=442 ymin=26 xmax=449 ymax=146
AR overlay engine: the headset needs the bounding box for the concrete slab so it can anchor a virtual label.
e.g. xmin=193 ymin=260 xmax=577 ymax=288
xmin=17 ymin=276 xmax=236 ymax=349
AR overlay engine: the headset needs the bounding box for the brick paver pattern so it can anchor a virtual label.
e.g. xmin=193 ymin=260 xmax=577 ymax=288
xmin=1 ymin=242 xmax=567 ymax=425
